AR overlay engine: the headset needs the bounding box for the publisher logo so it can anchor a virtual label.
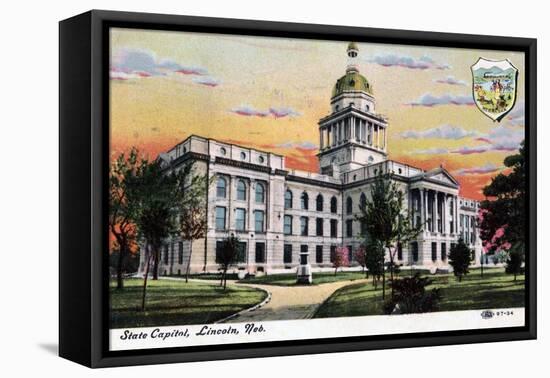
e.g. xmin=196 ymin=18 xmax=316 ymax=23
xmin=481 ymin=310 xmax=494 ymax=319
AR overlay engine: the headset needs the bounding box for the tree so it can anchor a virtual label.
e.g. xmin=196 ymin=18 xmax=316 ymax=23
xmin=131 ymin=160 xmax=181 ymax=310
xmin=356 ymin=174 xmax=422 ymax=298
xmin=109 ymin=148 xmax=142 ymax=289
xmin=217 ymin=235 xmax=243 ymax=289
xmin=448 ymin=238 xmax=472 ymax=282
xmin=364 ymin=239 xmax=385 ymax=289
xmin=384 ymin=273 xmax=441 ymax=314
xmin=480 ymin=142 xmax=525 ymax=255
xmin=173 ymin=165 xmax=211 ymax=282
xmin=332 ymin=246 xmax=349 ymax=275
xmin=505 ymin=243 xmax=524 ymax=281
xmin=354 ymin=246 xmax=367 ymax=275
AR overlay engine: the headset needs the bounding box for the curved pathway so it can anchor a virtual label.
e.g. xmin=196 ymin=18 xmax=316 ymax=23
xmin=222 ymin=278 xmax=369 ymax=323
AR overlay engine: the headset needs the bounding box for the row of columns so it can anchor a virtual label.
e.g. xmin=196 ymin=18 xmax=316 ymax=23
xmin=320 ymin=116 xmax=386 ymax=151
xmin=414 ymin=188 xmax=459 ymax=235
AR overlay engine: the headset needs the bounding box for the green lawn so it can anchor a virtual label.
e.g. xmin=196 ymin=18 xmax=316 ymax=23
xmin=110 ymin=278 xmax=267 ymax=328
xmin=237 ymin=271 xmax=368 ymax=286
xmin=314 ymin=268 xmax=525 ymax=319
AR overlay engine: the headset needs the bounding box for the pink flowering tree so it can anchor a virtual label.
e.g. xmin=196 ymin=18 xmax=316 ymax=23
xmin=333 ymin=246 xmax=350 ymax=275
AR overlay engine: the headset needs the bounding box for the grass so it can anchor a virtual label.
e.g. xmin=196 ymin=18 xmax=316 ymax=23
xmin=314 ymin=268 xmax=525 ymax=319
xmin=110 ymin=278 xmax=267 ymax=328
xmin=237 ymin=271 xmax=368 ymax=286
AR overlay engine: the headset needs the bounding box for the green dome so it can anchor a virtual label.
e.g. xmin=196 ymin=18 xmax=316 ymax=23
xmin=331 ymin=71 xmax=373 ymax=98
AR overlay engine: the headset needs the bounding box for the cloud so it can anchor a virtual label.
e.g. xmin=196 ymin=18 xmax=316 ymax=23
xmin=366 ymin=54 xmax=449 ymax=70
xmin=110 ymin=48 xmax=210 ymax=80
xmin=411 ymin=147 xmax=450 ymax=155
xmin=505 ymin=101 xmax=525 ymax=126
xmin=406 ymin=93 xmax=475 ymax=107
xmin=434 ymin=76 xmax=467 ymax=86
xmin=451 ymin=125 xmax=523 ymax=155
xmin=175 ymin=66 xmax=208 ymax=75
xmin=192 ymin=76 xmax=220 ymax=87
xmin=455 ymin=164 xmax=501 ymax=176
xmin=229 ymin=105 xmax=301 ymax=118
xmin=275 ymin=141 xmax=317 ymax=150
xmin=401 ymin=124 xmax=477 ymax=140
xmin=269 ymin=107 xmax=301 ymax=118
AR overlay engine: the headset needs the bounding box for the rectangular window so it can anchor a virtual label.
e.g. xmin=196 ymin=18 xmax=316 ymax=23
xmin=316 ymin=218 xmax=323 ymax=236
xmin=300 ymin=245 xmax=308 ymax=265
xmin=178 ymin=242 xmax=184 ymax=264
xmin=397 ymin=242 xmax=403 ymax=260
xmin=441 ymin=243 xmax=447 ymax=261
xmin=316 ymin=245 xmax=323 ymax=264
xmin=235 ymin=208 xmax=246 ymax=231
xmin=330 ymin=245 xmax=337 ymax=263
xmin=411 ymin=242 xmax=418 ymax=262
xmin=431 ymin=242 xmax=437 ymax=262
xmin=347 ymin=245 xmax=353 ymax=261
xmin=215 ymin=206 xmax=226 ymax=230
xmin=300 ymin=216 xmax=309 ymax=236
xmin=216 ymin=241 xmax=246 ymax=263
xmin=346 ymin=219 xmax=353 ymax=237
xmin=164 ymin=244 xmax=169 ymax=264
xmin=255 ymin=242 xmax=265 ymax=263
xmin=254 ymin=210 xmax=265 ymax=233
xmin=284 ymin=215 xmax=293 ymax=235
xmin=330 ymin=219 xmax=338 ymax=238
xmin=360 ymin=220 xmax=367 ymax=235
xmin=283 ymin=244 xmax=292 ymax=264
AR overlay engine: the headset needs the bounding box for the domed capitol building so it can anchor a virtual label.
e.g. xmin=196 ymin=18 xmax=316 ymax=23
xmin=139 ymin=43 xmax=482 ymax=277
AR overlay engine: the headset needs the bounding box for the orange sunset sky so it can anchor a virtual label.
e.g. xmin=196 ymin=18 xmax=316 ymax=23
xmin=109 ymin=28 xmax=526 ymax=200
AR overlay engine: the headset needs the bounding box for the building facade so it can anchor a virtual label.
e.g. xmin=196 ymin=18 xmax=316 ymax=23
xmin=139 ymin=43 xmax=482 ymax=277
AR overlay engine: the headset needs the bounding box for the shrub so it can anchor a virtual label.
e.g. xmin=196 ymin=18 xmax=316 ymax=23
xmin=384 ymin=273 xmax=441 ymax=314
xmin=448 ymin=239 xmax=472 ymax=282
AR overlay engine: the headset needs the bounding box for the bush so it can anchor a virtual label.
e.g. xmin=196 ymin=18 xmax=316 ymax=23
xmin=505 ymin=243 xmax=524 ymax=281
xmin=448 ymin=239 xmax=472 ymax=282
xmin=384 ymin=273 xmax=441 ymax=314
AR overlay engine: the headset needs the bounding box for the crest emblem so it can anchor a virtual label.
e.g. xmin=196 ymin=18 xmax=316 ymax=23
xmin=471 ymin=58 xmax=518 ymax=122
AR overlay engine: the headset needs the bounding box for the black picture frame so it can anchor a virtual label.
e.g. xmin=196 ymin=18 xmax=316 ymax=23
xmin=59 ymin=9 xmax=537 ymax=368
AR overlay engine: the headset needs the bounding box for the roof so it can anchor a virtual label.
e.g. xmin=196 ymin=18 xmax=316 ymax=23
xmin=332 ymin=71 xmax=373 ymax=98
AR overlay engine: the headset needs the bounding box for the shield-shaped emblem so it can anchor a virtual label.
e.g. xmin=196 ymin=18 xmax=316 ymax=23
xmin=471 ymin=58 xmax=518 ymax=122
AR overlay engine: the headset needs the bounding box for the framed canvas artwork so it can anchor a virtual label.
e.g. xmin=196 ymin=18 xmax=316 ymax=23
xmin=59 ymin=10 xmax=536 ymax=368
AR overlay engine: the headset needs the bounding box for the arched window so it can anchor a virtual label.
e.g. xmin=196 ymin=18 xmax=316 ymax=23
xmin=359 ymin=193 xmax=367 ymax=210
xmin=300 ymin=192 xmax=309 ymax=210
xmin=236 ymin=179 xmax=247 ymax=201
xmin=316 ymin=194 xmax=324 ymax=212
xmin=216 ymin=177 xmax=227 ymax=198
xmin=255 ymin=183 xmax=265 ymax=203
xmin=284 ymin=190 xmax=293 ymax=209
xmin=330 ymin=196 xmax=337 ymax=213
xmin=346 ymin=197 xmax=353 ymax=214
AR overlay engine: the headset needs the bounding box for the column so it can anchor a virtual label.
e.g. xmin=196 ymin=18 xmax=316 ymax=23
xmin=424 ymin=190 xmax=429 ymax=229
xmin=419 ymin=189 xmax=425 ymax=230
xmin=442 ymin=195 xmax=447 ymax=234
xmin=320 ymin=127 xmax=324 ymax=149
xmin=376 ymin=125 xmax=380 ymax=148
xmin=455 ymin=196 xmax=458 ymax=234
xmin=369 ymin=123 xmax=373 ymax=146
xmin=431 ymin=191 xmax=436 ymax=233
xmin=434 ymin=192 xmax=439 ymax=233
xmin=383 ymin=127 xmax=387 ymax=150
xmin=350 ymin=116 xmax=355 ymax=141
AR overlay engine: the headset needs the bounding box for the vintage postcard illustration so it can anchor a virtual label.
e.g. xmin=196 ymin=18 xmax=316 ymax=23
xmin=107 ymin=29 xmax=526 ymax=351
